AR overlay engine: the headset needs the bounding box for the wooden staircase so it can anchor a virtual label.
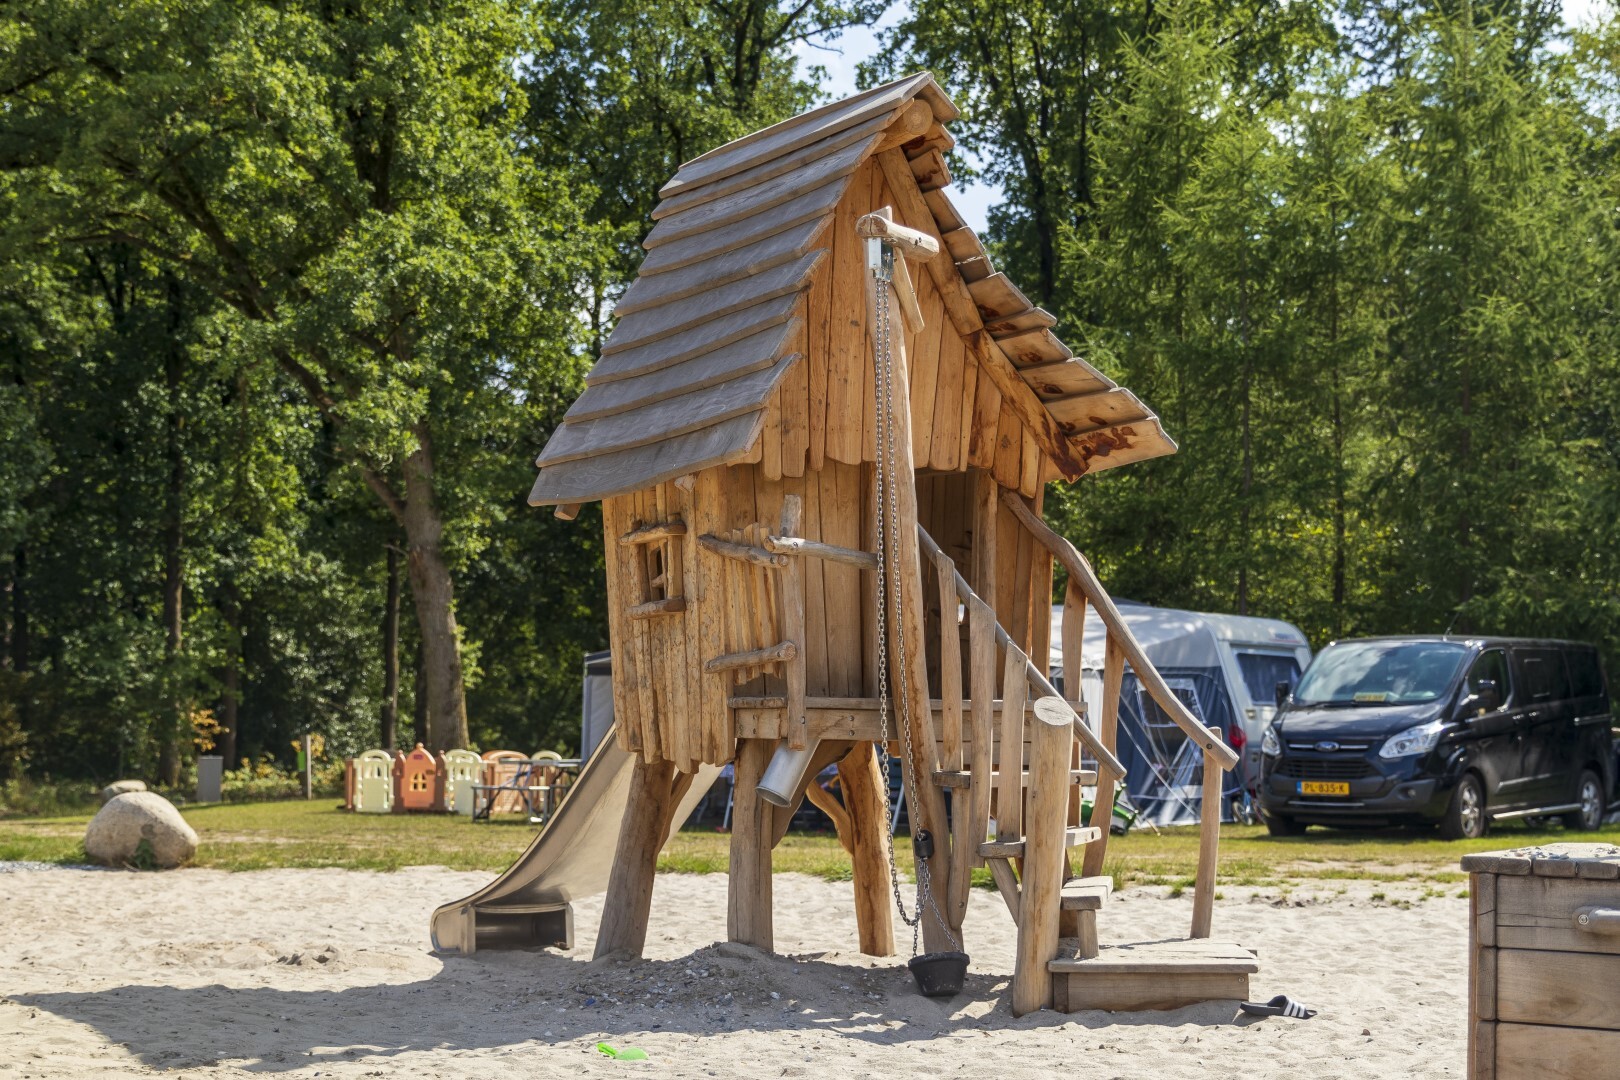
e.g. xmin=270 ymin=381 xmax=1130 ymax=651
xmin=707 ymin=489 xmax=1254 ymax=1015
xmin=915 ymin=501 xmax=1255 ymax=1016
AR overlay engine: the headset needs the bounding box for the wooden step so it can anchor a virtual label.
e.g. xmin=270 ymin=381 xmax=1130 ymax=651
xmin=932 ymin=768 xmax=1097 ymax=789
xmin=980 ymin=826 xmax=1100 ymax=859
xmin=1059 ymin=875 xmax=1113 ymax=912
xmin=1049 ymin=940 xmax=1259 ymax=1013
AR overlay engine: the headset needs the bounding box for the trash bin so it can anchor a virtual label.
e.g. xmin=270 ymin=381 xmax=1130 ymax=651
xmin=197 ymin=755 xmax=223 ymax=803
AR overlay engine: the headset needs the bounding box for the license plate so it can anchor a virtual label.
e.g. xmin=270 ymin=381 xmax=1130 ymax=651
xmin=1298 ymin=781 xmax=1350 ymax=796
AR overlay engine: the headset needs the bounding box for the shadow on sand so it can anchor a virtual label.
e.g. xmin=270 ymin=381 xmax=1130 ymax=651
xmin=16 ymin=940 xmax=1248 ymax=1072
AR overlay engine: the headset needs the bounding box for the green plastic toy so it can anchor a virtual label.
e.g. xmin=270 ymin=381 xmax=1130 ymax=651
xmin=596 ymin=1042 xmax=650 ymax=1062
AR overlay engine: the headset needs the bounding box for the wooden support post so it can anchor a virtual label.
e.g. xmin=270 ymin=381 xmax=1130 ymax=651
xmin=1013 ymin=698 xmax=1071 ymax=1016
xmin=838 ymin=741 xmax=896 ymax=957
xmin=998 ymin=644 xmax=1028 ymax=840
xmin=867 ymin=239 xmax=953 ymax=954
xmin=967 ymin=599 xmax=996 ymax=873
xmin=1192 ymin=750 xmax=1221 ymax=939
xmin=728 ymin=739 xmax=775 ymax=951
xmin=594 ymin=757 xmax=679 ymax=959
xmin=1082 ymin=636 xmax=1125 ymax=879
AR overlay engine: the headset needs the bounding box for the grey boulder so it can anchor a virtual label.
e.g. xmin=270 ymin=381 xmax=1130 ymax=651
xmin=84 ymin=791 xmax=198 ymax=869
xmin=97 ymin=779 xmax=148 ymax=805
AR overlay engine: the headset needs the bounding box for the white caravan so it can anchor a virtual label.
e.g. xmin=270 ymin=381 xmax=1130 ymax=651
xmin=1050 ymin=602 xmax=1313 ymax=825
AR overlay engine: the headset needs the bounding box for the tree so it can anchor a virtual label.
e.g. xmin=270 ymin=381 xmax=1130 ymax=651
xmin=1 ymin=0 xmax=591 ymax=749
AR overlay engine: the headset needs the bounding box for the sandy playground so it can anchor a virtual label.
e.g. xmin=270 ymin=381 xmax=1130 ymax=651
xmin=0 ymin=865 xmax=1465 ymax=1078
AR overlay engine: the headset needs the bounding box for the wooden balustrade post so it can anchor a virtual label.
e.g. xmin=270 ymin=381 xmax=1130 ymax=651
xmin=1013 ymin=697 xmax=1072 ymax=1016
xmin=1192 ymin=750 xmax=1221 ymax=938
xmin=1082 ymin=637 xmax=1126 ymax=879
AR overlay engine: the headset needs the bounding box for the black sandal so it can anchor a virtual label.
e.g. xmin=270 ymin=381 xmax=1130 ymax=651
xmin=1240 ymin=994 xmax=1317 ymax=1019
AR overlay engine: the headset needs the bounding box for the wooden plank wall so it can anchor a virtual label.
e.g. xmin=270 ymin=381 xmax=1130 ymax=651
xmin=603 ymin=460 xmax=871 ymax=769
xmin=752 ymin=158 xmax=1045 ymax=500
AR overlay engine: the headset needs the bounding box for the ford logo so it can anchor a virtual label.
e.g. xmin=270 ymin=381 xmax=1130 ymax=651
xmin=1314 ymin=741 xmax=1341 ymax=753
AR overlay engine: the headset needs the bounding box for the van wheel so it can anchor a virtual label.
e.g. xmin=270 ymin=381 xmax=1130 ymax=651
xmin=1441 ymin=774 xmax=1488 ymax=840
xmin=1263 ymin=813 xmax=1305 ymax=837
xmin=1563 ymin=770 xmax=1604 ymax=832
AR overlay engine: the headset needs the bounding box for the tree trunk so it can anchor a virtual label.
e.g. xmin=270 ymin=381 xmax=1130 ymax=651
xmin=218 ymin=582 xmax=241 ymax=769
xmin=381 ymin=544 xmax=401 ymax=751
xmin=158 ymin=275 xmax=186 ymax=787
xmin=399 ymin=437 xmax=469 ymax=751
xmin=412 ymin=638 xmax=429 ymax=747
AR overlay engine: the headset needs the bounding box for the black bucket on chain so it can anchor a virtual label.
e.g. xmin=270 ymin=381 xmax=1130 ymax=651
xmin=908 ymin=951 xmax=970 ymax=997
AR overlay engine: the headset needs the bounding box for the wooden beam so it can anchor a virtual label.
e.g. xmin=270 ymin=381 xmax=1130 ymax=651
xmin=705 ymin=641 xmax=797 ymax=673
xmin=698 ymin=533 xmax=788 ymax=568
xmin=1191 ymin=753 xmax=1222 ymax=939
xmin=779 ymin=496 xmax=809 ymax=751
xmin=554 ymin=503 xmax=582 ymax=521
xmin=872 ymin=99 xmax=934 ymax=154
xmin=855 ymin=206 xmax=942 ymax=260
xmin=728 ymin=739 xmax=775 ymax=950
xmin=594 ymin=759 xmax=687 ymax=958
xmin=1012 ymin=699 xmax=1071 ymax=1016
xmin=867 ymin=239 xmax=954 ymax=955
xmin=764 ymin=535 xmax=877 ymax=570
xmin=620 ymin=520 xmax=687 ymax=545
xmin=839 ymin=741 xmax=896 ymax=957
xmin=627 ymin=597 xmax=687 ymax=620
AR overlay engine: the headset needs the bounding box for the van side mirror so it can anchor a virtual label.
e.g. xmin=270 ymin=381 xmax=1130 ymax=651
xmin=1462 ymin=678 xmax=1501 ymax=716
xmin=1274 ymin=681 xmax=1291 ymax=708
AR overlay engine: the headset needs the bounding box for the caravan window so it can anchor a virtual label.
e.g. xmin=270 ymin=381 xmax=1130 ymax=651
xmin=1234 ymin=652 xmax=1303 ymax=704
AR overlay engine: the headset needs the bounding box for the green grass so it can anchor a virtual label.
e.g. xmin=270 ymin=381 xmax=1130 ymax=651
xmin=6 ymin=798 xmax=1618 ymax=886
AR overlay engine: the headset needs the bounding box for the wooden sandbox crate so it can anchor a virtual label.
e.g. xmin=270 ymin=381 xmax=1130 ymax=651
xmin=1464 ymin=842 xmax=1620 ymax=1079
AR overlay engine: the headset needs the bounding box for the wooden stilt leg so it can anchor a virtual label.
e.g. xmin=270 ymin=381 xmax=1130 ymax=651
xmin=728 ymin=738 xmax=775 ymax=951
xmin=839 ymin=741 xmax=896 ymax=957
xmin=594 ymin=757 xmax=680 ymax=959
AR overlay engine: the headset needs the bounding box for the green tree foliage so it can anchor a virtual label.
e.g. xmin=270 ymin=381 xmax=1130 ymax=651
xmin=888 ymin=0 xmax=1620 ymax=659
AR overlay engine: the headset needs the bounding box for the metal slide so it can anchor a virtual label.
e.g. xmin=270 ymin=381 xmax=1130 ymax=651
xmin=430 ymin=725 xmax=719 ymax=954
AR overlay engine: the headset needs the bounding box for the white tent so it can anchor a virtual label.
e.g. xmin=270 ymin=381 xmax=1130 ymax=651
xmin=1051 ymin=602 xmax=1312 ymax=826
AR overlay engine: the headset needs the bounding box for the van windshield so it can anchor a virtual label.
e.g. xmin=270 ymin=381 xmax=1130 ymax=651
xmin=1294 ymin=641 xmax=1469 ymax=706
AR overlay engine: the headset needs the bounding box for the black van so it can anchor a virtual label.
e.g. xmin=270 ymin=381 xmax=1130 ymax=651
xmin=1258 ymin=637 xmax=1613 ymax=839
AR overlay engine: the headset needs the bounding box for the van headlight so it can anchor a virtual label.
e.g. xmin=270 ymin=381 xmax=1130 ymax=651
xmin=1261 ymin=725 xmax=1281 ymax=757
xmin=1379 ymin=720 xmax=1447 ymax=760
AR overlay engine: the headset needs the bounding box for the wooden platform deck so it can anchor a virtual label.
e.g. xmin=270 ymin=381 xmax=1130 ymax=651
xmin=1049 ymin=939 xmax=1258 ymax=1013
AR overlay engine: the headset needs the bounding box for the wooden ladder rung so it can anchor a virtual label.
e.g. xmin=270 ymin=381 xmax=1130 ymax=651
xmin=1059 ymin=875 xmax=1114 ymax=912
xmin=932 ymin=768 xmax=1096 ymax=789
xmin=980 ymin=826 xmax=1100 ymax=860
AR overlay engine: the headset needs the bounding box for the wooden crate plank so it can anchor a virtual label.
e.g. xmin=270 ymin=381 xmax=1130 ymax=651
xmin=1496 ymin=948 xmax=1620 ymax=1029
xmin=1497 ymin=1022 xmax=1620 ymax=1079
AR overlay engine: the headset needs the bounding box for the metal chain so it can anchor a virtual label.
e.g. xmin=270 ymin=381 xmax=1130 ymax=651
xmin=868 ymin=245 xmax=959 ymax=956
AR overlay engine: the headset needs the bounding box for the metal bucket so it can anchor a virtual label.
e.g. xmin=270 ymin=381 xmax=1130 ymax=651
xmin=756 ymin=741 xmax=818 ymax=808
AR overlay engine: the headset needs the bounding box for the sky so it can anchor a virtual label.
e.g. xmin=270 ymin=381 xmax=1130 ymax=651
xmin=794 ymin=0 xmax=1611 ymax=236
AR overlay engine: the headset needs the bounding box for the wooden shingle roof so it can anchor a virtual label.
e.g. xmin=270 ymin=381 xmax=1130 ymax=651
xmin=529 ymin=73 xmax=1174 ymax=506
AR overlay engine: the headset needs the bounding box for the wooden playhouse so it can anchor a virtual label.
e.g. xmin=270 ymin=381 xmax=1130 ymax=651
xmin=528 ymin=72 xmax=1251 ymax=1015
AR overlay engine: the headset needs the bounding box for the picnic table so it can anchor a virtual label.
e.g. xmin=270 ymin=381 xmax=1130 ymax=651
xmin=470 ymin=757 xmax=581 ymax=823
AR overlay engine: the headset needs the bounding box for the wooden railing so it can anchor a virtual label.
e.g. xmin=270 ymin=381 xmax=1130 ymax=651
xmin=1001 ymin=492 xmax=1236 ymax=938
xmin=915 ymin=526 xmax=1125 ymax=943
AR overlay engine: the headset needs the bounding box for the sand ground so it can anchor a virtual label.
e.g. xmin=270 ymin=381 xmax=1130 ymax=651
xmin=0 ymin=865 xmax=1467 ymax=1078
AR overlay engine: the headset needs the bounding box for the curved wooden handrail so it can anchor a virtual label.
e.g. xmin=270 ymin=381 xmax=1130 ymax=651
xmin=915 ymin=525 xmax=1127 ymax=781
xmin=1001 ymin=492 xmax=1241 ymax=772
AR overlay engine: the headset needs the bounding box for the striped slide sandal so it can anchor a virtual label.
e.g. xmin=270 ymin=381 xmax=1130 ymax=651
xmin=1239 ymin=995 xmax=1317 ymax=1019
